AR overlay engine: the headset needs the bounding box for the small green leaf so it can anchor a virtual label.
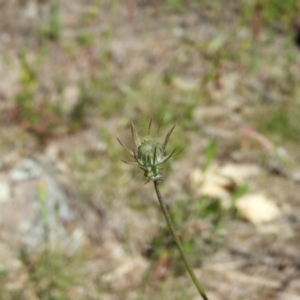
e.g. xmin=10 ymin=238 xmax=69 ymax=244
xmin=203 ymin=140 xmax=218 ymax=170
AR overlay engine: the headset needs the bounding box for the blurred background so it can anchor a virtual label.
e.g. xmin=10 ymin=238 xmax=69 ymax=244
xmin=0 ymin=0 xmax=300 ymax=299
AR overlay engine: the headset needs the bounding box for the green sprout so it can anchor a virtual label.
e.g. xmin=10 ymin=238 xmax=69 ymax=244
xmin=118 ymin=120 xmax=209 ymax=300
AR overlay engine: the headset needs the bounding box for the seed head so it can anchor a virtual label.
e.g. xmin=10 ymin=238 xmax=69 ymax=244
xmin=118 ymin=119 xmax=180 ymax=183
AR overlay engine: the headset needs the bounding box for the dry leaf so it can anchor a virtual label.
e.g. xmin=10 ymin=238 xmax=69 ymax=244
xmin=218 ymin=163 xmax=261 ymax=186
xmin=172 ymin=76 xmax=198 ymax=91
xmin=236 ymin=193 xmax=281 ymax=224
xmin=191 ymin=163 xmax=261 ymax=198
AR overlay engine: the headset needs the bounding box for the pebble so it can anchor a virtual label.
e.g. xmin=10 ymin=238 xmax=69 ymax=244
xmin=0 ymin=181 xmax=11 ymax=203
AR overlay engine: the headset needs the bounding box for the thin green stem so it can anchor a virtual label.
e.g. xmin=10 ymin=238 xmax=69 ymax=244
xmin=153 ymin=181 xmax=209 ymax=300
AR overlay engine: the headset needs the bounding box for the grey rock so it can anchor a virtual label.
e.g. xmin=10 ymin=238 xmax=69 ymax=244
xmin=2 ymin=156 xmax=86 ymax=253
xmin=9 ymin=158 xmax=42 ymax=182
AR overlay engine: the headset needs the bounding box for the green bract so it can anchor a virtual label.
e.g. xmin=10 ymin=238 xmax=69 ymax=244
xmin=118 ymin=120 xmax=179 ymax=183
